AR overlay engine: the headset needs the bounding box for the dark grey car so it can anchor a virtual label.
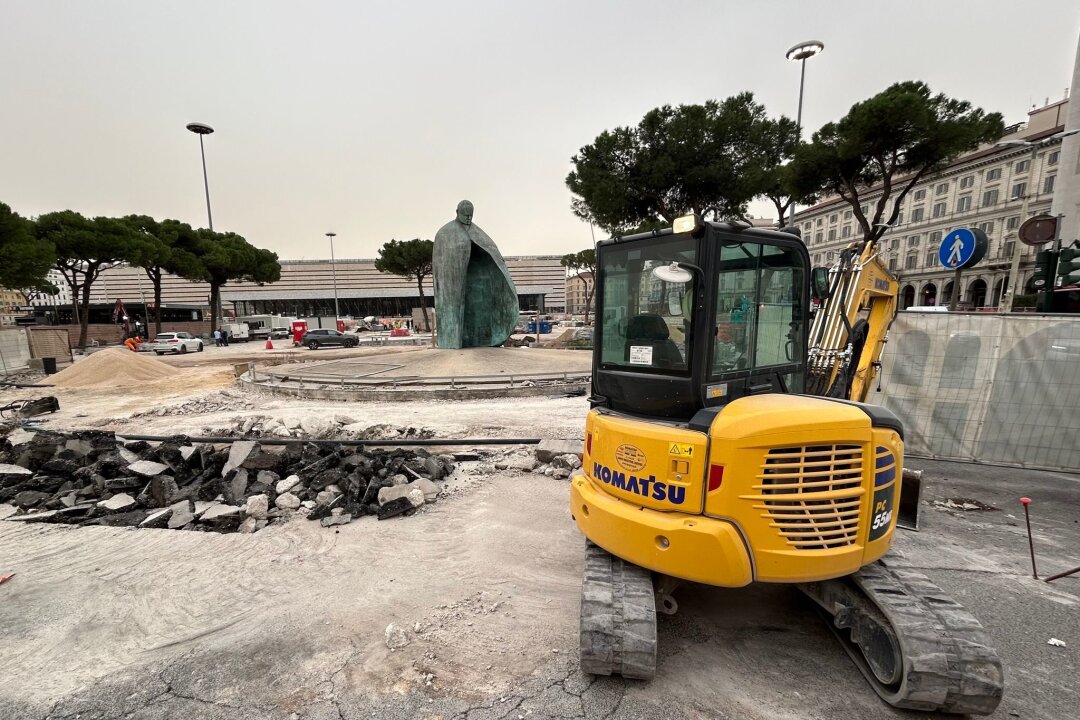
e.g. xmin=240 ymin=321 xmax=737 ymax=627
xmin=301 ymin=329 xmax=358 ymax=350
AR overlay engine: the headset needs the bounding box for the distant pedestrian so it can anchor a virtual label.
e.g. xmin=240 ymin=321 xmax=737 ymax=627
xmin=221 ymin=328 xmax=229 ymax=346
xmin=213 ymin=328 xmax=222 ymax=347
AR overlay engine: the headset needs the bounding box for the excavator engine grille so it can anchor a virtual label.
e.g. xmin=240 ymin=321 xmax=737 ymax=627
xmin=752 ymin=444 xmax=865 ymax=550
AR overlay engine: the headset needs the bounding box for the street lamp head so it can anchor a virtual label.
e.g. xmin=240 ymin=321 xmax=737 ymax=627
xmin=1052 ymin=128 xmax=1080 ymax=140
xmin=786 ymin=40 xmax=824 ymax=61
xmin=186 ymin=122 xmax=214 ymax=135
xmin=326 ymin=232 xmax=336 ymax=238
xmin=995 ymin=140 xmax=1030 ymax=148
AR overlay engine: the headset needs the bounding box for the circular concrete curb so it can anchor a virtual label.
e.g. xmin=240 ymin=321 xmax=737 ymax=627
xmin=238 ymin=374 xmax=589 ymax=402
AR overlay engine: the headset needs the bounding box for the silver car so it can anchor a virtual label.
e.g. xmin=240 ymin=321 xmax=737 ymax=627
xmin=152 ymin=332 xmax=204 ymax=355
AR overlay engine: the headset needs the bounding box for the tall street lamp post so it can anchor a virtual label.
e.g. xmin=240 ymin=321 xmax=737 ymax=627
xmin=785 ymin=40 xmax=824 ymax=229
xmin=185 ymin=122 xmax=215 ymax=231
xmin=326 ymin=232 xmax=340 ymax=325
xmin=186 ymin=121 xmax=219 ymax=328
xmin=996 ymin=128 xmax=1079 ymax=312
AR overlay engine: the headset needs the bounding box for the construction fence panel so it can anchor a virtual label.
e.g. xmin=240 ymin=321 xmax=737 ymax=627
xmin=27 ymin=328 xmax=73 ymax=367
xmin=0 ymin=328 xmax=32 ymax=375
xmin=876 ymin=312 xmax=1080 ymax=472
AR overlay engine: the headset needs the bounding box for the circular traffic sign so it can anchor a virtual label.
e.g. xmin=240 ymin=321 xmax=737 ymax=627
xmin=938 ymin=228 xmax=988 ymax=269
xmin=1018 ymin=214 xmax=1057 ymax=246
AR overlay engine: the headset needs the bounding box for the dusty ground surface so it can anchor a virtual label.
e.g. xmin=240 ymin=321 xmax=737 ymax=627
xmin=2 ymin=357 xmax=1078 ymax=719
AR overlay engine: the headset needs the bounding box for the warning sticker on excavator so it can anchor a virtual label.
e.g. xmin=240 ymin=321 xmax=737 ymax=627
xmin=668 ymin=443 xmax=694 ymax=457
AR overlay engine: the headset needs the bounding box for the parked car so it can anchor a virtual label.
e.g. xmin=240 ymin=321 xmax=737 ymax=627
xmin=270 ymin=326 xmax=291 ymax=339
xmin=152 ymin=332 xmax=204 ymax=355
xmin=302 ymin=329 xmax=358 ymax=349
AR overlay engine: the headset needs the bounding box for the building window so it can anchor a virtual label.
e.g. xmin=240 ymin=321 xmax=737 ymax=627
xmin=889 ymin=257 xmax=898 ymax=272
xmin=829 ymin=213 xmax=838 ymax=224
xmin=803 ymin=222 xmax=811 ymax=233
xmin=1004 ymin=240 xmax=1016 ymax=259
xmin=1014 ymin=159 xmax=1030 ymax=173
xmin=860 ymin=205 xmax=869 ymax=216
xmin=907 ymin=235 xmax=920 ymax=248
xmin=1011 ymin=182 xmax=1027 ymax=199
xmin=978 ymin=221 xmax=993 ymax=236
xmin=1006 ymin=215 xmax=1020 ymax=230
xmin=935 ymin=182 xmax=949 ymax=195
xmin=816 ymin=218 xmax=823 ymax=227
xmin=1048 ymin=150 xmax=1060 ymax=166
xmin=815 ymin=232 xmax=823 ymax=244
xmin=841 ymin=225 xmax=852 ymax=238
xmin=913 ymin=189 xmax=926 ymax=201
xmin=910 ymin=207 xmax=925 ymax=222
xmin=932 ymin=202 xmax=946 ymax=218
xmin=905 ymin=254 xmax=917 ymax=270
xmin=891 ymin=238 xmax=900 ymax=251
xmin=813 ymin=253 xmax=821 ymax=265
xmin=960 ymin=175 xmax=975 ymax=189
xmin=826 ymin=251 xmax=834 ymax=263
xmin=827 ymin=228 xmax=837 ymax=242
xmin=986 ymin=168 xmax=1002 ymax=181
xmin=843 ymin=210 xmax=852 ymax=220
xmin=982 ymin=189 xmax=999 ymax=206
xmin=956 ymin=195 xmax=972 ymax=212
xmin=895 ymin=211 xmax=904 ymax=225
xmin=1044 ymin=175 xmax=1056 ymax=193
xmin=925 ymin=250 xmax=937 ymax=267
xmin=929 ymin=230 xmax=942 ymax=244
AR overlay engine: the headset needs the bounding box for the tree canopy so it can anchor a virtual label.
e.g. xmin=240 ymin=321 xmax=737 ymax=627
xmin=791 ymin=81 xmax=1005 ymax=245
xmin=122 ymin=215 xmax=203 ymax=333
xmin=566 ymin=93 xmax=799 ymax=235
xmin=560 ymin=248 xmax=597 ymax=323
xmin=0 ymin=201 xmax=55 ymax=296
xmin=189 ymin=229 xmax=281 ymax=329
xmin=35 ymin=211 xmax=140 ymax=346
xmin=375 ymin=238 xmax=434 ymax=331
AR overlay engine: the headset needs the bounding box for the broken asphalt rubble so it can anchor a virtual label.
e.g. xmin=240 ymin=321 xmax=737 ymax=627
xmin=0 ymin=427 xmax=457 ymax=534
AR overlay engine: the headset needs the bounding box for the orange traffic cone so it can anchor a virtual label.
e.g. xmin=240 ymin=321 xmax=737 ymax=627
xmin=265 ymin=338 xmax=274 ymax=350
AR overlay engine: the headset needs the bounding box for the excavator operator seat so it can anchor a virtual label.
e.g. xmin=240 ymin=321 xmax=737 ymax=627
xmin=625 ymin=313 xmax=684 ymax=370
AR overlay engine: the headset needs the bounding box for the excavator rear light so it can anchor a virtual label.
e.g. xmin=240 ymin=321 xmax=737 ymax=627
xmin=708 ymin=464 xmax=724 ymax=492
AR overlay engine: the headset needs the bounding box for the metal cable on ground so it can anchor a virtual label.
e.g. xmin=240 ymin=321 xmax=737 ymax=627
xmin=93 ymin=433 xmax=544 ymax=444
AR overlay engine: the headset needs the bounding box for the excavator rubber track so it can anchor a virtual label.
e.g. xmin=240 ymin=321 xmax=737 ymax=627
xmin=579 ymin=542 xmax=657 ymax=680
xmin=799 ymin=559 xmax=1004 ymax=715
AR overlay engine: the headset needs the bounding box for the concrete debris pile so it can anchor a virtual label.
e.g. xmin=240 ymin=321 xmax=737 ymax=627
xmin=130 ymin=390 xmax=257 ymax=419
xmin=531 ymin=438 xmax=584 ymax=478
xmin=0 ymin=428 xmax=456 ymax=533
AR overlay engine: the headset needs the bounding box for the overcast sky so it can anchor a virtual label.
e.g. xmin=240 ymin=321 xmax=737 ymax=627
xmin=2 ymin=1 xmax=1078 ymax=261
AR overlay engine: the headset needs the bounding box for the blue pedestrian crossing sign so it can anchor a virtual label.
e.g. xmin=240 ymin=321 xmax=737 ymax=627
xmin=938 ymin=228 xmax=988 ymax=269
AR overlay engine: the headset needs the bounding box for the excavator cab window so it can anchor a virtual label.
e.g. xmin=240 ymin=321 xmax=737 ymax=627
xmin=711 ymin=243 xmax=806 ymax=390
xmin=598 ymin=234 xmax=697 ymax=374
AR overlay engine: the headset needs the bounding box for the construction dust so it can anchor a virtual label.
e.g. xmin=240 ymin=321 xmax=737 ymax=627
xmin=42 ymin=348 xmax=179 ymax=388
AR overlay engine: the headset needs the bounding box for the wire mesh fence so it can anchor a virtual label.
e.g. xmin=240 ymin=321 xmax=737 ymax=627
xmin=875 ymin=312 xmax=1080 ymax=471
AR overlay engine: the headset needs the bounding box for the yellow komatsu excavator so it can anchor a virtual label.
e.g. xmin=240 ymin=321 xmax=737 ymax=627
xmin=569 ymin=215 xmax=1003 ymax=714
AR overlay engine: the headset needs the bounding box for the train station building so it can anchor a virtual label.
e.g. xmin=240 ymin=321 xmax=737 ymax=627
xmin=61 ymin=255 xmax=568 ymax=321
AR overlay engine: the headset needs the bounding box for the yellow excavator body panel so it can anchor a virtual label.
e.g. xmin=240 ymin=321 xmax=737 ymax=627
xmin=571 ymin=396 xmax=903 ymax=587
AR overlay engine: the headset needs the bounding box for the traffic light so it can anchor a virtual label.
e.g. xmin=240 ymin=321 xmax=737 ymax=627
xmin=1058 ymin=245 xmax=1080 ymax=287
xmin=1029 ymin=249 xmax=1057 ymax=293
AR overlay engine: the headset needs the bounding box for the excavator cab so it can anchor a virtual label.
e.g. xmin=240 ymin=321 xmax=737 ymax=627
xmin=570 ymin=216 xmax=1003 ymax=714
xmin=592 ymin=215 xmax=808 ymax=421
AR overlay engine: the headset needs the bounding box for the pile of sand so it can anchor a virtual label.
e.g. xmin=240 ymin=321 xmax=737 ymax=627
xmin=43 ymin=348 xmax=180 ymax=388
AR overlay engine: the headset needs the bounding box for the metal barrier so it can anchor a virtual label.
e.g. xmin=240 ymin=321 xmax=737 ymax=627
xmin=876 ymin=312 xmax=1080 ymax=472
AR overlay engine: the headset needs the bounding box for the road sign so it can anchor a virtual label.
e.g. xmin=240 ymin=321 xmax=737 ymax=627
xmin=1019 ymin=214 xmax=1058 ymax=247
xmin=938 ymin=228 xmax=988 ymax=269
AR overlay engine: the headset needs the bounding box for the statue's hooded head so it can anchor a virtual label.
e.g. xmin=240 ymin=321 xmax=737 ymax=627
xmin=456 ymin=200 xmax=474 ymax=226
